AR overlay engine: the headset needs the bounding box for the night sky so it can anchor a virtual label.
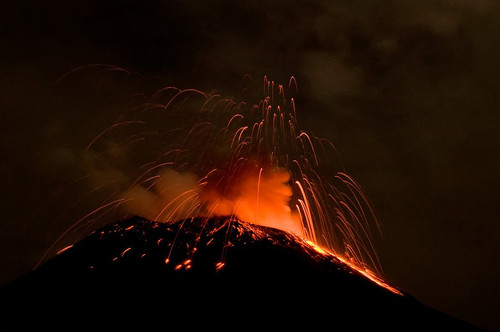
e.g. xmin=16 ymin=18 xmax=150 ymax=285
xmin=1 ymin=1 xmax=499 ymax=330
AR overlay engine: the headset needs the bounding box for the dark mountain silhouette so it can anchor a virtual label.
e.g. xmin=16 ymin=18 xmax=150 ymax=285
xmin=2 ymin=216 xmax=485 ymax=330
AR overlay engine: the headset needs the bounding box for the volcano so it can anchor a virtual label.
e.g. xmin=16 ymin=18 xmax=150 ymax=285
xmin=2 ymin=216 xmax=484 ymax=330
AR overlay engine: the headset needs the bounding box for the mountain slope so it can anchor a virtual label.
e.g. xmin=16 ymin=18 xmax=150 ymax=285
xmin=2 ymin=216 xmax=485 ymax=330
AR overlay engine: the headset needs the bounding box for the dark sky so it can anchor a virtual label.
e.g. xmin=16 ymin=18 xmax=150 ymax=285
xmin=1 ymin=0 xmax=499 ymax=330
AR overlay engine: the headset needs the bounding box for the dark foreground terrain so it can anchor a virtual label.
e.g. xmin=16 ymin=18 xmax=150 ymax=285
xmin=2 ymin=216 xmax=485 ymax=330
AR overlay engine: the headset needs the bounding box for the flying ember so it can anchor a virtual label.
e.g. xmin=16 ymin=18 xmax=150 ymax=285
xmin=50 ymin=70 xmax=386 ymax=287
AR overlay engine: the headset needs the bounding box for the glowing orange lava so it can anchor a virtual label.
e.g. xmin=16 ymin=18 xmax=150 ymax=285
xmin=199 ymin=163 xmax=303 ymax=236
xmin=50 ymin=72 xmax=398 ymax=294
xmin=304 ymin=239 xmax=402 ymax=295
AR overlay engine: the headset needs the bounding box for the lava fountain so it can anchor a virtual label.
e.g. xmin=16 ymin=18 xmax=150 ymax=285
xmin=43 ymin=70 xmax=398 ymax=295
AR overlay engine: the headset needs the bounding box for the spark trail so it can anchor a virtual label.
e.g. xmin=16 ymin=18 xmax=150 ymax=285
xmin=45 ymin=70 xmax=389 ymax=291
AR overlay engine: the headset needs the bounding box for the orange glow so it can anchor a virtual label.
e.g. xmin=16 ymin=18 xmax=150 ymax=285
xmin=56 ymin=245 xmax=73 ymax=255
xmin=121 ymin=247 xmax=132 ymax=257
xmin=199 ymin=163 xmax=304 ymax=237
xmin=215 ymin=262 xmax=225 ymax=271
xmin=304 ymin=239 xmax=326 ymax=254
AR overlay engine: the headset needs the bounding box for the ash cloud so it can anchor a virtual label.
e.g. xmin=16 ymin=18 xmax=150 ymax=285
xmin=122 ymin=168 xmax=200 ymax=222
